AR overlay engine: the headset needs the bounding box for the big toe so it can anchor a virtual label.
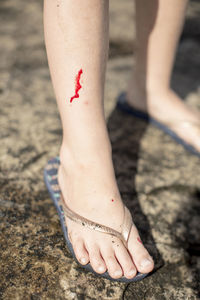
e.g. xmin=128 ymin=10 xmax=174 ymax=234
xmin=128 ymin=226 xmax=154 ymax=274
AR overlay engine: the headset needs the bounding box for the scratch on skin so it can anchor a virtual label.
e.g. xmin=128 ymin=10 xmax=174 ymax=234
xmin=137 ymin=237 xmax=142 ymax=244
xmin=70 ymin=69 xmax=83 ymax=103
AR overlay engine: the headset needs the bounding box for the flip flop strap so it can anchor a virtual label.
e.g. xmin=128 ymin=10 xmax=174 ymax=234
xmin=60 ymin=194 xmax=133 ymax=246
xmin=121 ymin=206 xmax=133 ymax=244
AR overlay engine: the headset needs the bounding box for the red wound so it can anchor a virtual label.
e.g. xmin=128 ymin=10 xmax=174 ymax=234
xmin=137 ymin=237 xmax=142 ymax=244
xmin=111 ymin=199 xmax=114 ymax=202
xmin=70 ymin=69 xmax=83 ymax=103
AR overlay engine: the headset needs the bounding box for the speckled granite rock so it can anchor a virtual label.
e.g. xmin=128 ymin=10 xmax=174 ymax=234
xmin=0 ymin=0 xmax=200 ymax=299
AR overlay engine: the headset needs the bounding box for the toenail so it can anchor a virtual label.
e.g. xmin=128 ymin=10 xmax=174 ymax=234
xmin=128 ymin=269 xmax=136 ymax=277
xmin=140 ymin=258 xmax=152 ymax=268
xmin=80 ymin=257 xmax=87 ymax=265
xmin=98 ymin=265 xmax=105 ymax=273
xmin=114 ymin=270 xmax=122 ymax=277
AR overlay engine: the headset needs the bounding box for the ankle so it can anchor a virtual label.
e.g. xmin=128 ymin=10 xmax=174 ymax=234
xmin=59 ymin=138 xmax=112 ymax=172
xmin=127 ymin=71 xmax=170 ymax=101
xmin=126 ymin=77 xmax=175 ymax=116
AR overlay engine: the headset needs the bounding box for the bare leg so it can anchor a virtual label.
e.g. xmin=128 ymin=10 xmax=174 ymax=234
xmin=126 ymin=0 xmax=200 ymax=151
xmin=43 ymin=0 xmax=154 ymax=279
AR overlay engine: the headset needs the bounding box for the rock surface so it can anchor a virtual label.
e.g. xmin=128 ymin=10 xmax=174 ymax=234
xmin=0 ymin=0 xmax=200 ymax=299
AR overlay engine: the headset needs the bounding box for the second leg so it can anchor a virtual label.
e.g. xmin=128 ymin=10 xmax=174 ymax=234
xmin=126 ymin=0 xmax=200 ymax=152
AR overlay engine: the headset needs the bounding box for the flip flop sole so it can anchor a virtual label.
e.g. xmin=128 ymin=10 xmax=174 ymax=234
xmin=117 ymin=92 xmax=200 ymax=158
xmin=44 ymin=157 xmax=149 ymax=283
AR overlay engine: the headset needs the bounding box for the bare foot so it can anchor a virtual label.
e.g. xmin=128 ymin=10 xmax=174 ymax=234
xmin=126 ymin=83 xmax=200 ymax=152
xmin=58 ymin=145 xmax=154 ymax=279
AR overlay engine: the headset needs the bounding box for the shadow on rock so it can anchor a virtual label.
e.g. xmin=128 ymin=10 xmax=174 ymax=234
xmin=171 ymin=187 xmax=200 ymax=297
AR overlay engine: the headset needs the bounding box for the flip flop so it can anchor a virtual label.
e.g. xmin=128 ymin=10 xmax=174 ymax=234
xmin=116 ymin=92 xmax=200 ymax=158
xmin=44 ymin=156 xmax=149 ymax=282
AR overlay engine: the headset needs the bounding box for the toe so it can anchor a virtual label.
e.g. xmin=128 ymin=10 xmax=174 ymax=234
xmin=101 ymin=247 xmax=123 ymax=279
xmin=136 ymin=255 xmax=154 ymax=274
xmin=73 ymin=238 xmax=89 ymax=265
xmin=128 ymin=226 xmax=154 ymax=274
xmin=113 ymin=240 xmax=137 ymax=279
xmin=88 ymin=246 xmax=106 ymax=274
